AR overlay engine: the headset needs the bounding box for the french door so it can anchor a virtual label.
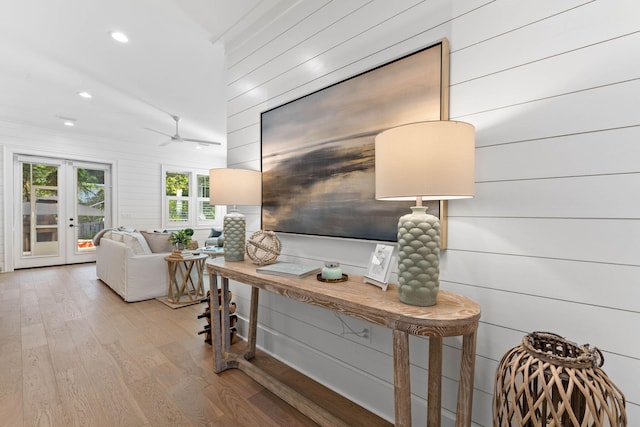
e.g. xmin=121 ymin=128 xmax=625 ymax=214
xmin=14 ymin=155 xmax=112 ymax=269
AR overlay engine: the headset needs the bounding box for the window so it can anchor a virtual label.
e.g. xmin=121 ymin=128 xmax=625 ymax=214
xmin=163 ymin=166 xmax=222 ymax=229
xmin=166 ymin=171 xmax=190 ymax=224
xmin=197 ymin=174 xmax=216 ymax=223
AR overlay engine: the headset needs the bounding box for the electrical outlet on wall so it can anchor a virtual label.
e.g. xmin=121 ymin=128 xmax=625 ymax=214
xmin=333 ymin=313 xmax=372 ymax=345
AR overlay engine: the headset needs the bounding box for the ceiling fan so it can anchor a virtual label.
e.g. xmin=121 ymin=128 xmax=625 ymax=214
xmin=145 ymin=115 xmax=221 ymax=146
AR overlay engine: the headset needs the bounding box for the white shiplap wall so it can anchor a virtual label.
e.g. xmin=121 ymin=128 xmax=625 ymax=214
xmin=0 ymin=124 xmax=226 ymax=270
xmin=225 ymin=0 xmax=640 ymax=425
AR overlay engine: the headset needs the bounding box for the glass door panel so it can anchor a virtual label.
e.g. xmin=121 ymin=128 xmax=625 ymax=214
xmin=69 ymin=166 xmax=107 ymax=260
xmin=33 ymin=187 xmax=60 ymax=256
xmin=16 ymin=159 xmax=65 ymax=268
xmin=14 ymin=155 xmax=112 ymax=269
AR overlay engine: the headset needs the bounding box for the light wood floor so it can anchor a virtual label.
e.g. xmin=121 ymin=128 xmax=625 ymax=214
xmin=0 ymin=263 xmax=391 ymax=427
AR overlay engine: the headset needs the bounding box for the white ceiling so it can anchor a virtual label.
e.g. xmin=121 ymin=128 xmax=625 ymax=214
xmin=0 ymin=0 xmax=292 ymax=148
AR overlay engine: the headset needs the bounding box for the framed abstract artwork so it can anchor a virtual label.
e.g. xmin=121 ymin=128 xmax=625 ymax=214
xmin=261 ymin=39 xmax=450 ymax=242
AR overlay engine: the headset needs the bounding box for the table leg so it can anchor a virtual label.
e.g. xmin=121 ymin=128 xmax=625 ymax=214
xmin=221 ymin=277 xmax=231 ymax=352
xmin=427 ymin=336 xmax=443 ymax=426
xmin=393 ymin=329 xmax=411 ymax=427
xmin=175 ymin=262 xmax=190 ymax=301
xmin=167 ymin=261 xmax=180 ymax=302
xmin=182 ymin=260 xmax=196 ymax=300
xmin=210 ymin=273 xmax=225 ymax=373
xmin=194 ymin=258 xmax=205 ymax=298
xmin=455 ymin=331 xmax=477 ymax=427
xmin=166 ymin=261 xmax=174 ymax=301
xmin=244 ymin=286 xmax=259 ymax=360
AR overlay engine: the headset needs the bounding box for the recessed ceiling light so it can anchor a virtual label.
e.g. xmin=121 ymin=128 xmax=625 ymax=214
xmin=78 ymin=91 xmax=92 ymax=99
xmin=63 ymin=121 xmax=75 ymax=127
xmin=109 ymin=31 xmax=129 ymax=43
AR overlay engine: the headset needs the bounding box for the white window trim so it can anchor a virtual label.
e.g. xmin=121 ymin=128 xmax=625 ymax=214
xmin=162 ymin=165 xmax=224 ymax=230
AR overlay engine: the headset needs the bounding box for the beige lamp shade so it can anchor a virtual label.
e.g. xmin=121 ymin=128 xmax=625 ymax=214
xmin=209 ymin=168 xmax=262 ymax=206
xmin=375 ymin=121 xmax=475 ymax=201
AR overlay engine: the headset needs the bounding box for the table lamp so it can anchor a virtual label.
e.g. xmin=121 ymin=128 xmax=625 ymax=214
xmin=375 ymin=121 xmax=475 ymax=306
xmin=209 ymin=168 xmax=262 ymax=262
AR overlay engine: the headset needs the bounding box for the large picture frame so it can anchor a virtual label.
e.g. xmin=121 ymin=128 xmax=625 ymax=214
xmin=261 ymin=39 xmax=450 ymax=243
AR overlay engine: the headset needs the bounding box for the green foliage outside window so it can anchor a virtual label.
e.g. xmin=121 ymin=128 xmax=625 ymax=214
xmin=164 ymin=169 xmax=217 ymax=226
xmin=22 ymin=163 xmax=106 ymax=240
xmin=166 ymin=172 xmax=190 ymax=221
xmin=198 ymin=175 xmax=214 ymax=220
xmin=168 ymin=200 xmax=189 ymax=221
xmin=22 ymin=163 xmax=58 ymax=201
xmin=76 ymin=168 xmax=105 ymax=239
xmin=166 ymin=172 xmax=189 ymax=196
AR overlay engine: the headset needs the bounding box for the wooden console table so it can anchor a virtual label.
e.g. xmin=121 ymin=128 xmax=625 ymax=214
xmin=206 ymin=259 xmax=480 ymax=427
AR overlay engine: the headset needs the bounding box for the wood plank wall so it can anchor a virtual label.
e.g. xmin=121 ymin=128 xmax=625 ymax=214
xmin=225 ymin=0 xmax=640 ymax=425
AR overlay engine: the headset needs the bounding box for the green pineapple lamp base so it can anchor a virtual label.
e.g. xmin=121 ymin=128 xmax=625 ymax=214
xmin=397 ymin=206 xmax=440 ymax=306
xmin=223 ymin=209 xmax=246 ymax=262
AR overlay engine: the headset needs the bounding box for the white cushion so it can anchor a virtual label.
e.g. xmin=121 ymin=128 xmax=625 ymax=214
xmin=121 ymin=232 xmax=152 ymax=255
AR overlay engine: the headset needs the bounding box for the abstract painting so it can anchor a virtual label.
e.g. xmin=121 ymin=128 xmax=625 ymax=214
xmin=261 ymin=40 xmax=447 ymax=241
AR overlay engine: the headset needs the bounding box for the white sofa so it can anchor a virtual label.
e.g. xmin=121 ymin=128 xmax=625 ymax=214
xmin=96 ymin=230 xmax=173 ymax=302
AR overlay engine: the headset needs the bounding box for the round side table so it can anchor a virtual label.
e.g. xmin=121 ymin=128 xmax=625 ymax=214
xmin=164 ymin=254 xmax=208 ymax=303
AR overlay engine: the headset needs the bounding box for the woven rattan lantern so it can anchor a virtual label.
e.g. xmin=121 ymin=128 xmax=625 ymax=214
xmin=494 ymin=331 xmax=626 ymax=426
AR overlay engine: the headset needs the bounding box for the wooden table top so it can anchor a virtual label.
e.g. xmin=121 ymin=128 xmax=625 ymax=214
xmin=206 ymin=259 xmax=480 ymax=337
xmin=165 ymin=253 xmax=209 ymax=262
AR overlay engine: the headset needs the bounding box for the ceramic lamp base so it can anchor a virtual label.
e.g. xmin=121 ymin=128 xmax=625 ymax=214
xmin=397 ymin=206 xmax=440 ymax=306
xmin=223 ymin=210 xmax=245 ymax=262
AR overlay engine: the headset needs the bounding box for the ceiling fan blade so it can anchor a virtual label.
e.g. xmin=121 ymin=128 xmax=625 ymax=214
xmin=182 ymin=137 xmax=221 ymax=145
xmin=145 ymin=127 xmax=173 ymax=138
xmin=153 ymin=115 xmax=219 ymax=147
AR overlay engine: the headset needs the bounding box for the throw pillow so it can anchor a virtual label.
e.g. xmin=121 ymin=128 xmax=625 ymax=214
xmin=140 ymin=231 xmax=173 ymax=253
xmin=121 ymin=232 xmax=152 ymax=255
xmin=208 ymin=228 xmax=222 ymax=238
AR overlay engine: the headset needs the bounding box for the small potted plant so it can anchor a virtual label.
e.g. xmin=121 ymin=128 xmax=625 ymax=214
xmin=169 ymin=228 xmax=194 ymax=250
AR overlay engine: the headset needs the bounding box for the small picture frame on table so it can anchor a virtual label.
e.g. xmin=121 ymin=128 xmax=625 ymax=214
xmin=364 ymin=244 xmax=394 ymax=291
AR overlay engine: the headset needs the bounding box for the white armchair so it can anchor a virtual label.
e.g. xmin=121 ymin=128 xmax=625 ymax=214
xmin=204 ymin=228 xmax=224 ymax=247
xmin=95 ymin=230 xmax=172 ymax=302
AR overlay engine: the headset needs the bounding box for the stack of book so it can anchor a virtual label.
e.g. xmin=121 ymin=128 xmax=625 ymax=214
xmin=171 ymin=249 xmax=195 ymax=259
xmin=256 ymin=262 xmax=321 ymax=278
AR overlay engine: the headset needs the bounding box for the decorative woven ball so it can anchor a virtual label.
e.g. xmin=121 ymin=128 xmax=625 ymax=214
xmin=494 ymin=331 xmax=626 ymax=427
xmin=245 ymin=230 xmax=281 ymax=265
